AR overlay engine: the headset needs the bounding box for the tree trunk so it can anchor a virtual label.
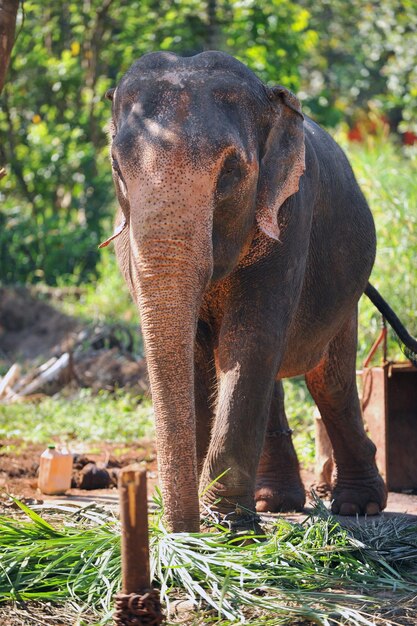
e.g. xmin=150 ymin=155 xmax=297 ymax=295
xmin=122 ymin=158 xmax=214 ymax=532
xmin=205 ymin=0 xmax=220 ymax=50
xmin=0 ymin=0 xmax=19 ymax=95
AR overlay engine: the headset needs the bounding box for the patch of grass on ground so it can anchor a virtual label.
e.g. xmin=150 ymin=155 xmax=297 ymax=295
xmin=0 ymin=390 xmax=154 ymax=445
xmin=1 ymin=498 xmax=417 ymax=625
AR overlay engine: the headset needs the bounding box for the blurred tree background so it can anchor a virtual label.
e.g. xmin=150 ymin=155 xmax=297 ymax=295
xmin=0 ymin=0 xmax=416 ymax=285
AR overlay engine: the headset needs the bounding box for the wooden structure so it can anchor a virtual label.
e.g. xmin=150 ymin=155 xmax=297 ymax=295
xmin=362 ymin=361 xmax=417 ymax=491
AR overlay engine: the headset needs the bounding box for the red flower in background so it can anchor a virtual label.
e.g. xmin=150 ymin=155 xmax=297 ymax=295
xmin=403 ymin=131 xmax=417 ymax=146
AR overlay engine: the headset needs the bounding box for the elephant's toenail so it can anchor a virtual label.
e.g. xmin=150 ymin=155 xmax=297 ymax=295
xmin=339 ymin=502 xmax=360 ymax=515
xmin=255 ymin=500 xmax=271 ymax=513
xmin=366 ymin=502 xmax=380 ymax=515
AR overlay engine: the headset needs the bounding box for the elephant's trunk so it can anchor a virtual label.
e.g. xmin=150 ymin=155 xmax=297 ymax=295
xmin=130 ymin=217 xmax=213 ymax=532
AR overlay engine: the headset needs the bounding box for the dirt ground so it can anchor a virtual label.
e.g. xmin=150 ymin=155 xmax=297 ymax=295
xmin=0 ymin=439 xmax=158 ymax=505
xmin=2 ymin=438 xmax=417 ymax=520
xmin=0 ymin=286 xmax=150 ymax=399
xmin=0 ymin=286 xmax=80 ymax=367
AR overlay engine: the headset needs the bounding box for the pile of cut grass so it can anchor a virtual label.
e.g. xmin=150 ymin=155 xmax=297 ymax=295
xmin=1 ymin=497 xmax=417 ymax=625
xmin=0 ymin=500 xmax=121 ymax=623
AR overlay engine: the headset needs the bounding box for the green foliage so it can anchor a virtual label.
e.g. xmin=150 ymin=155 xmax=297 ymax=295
xmin=56 ymin=248 xmax=137 ymax=324
xmin=339 ymin=135 xmax=417 ymax=363
xmin=1 ymin=500 xmax=417 ymax=624
xmin=2 ymin=0 xmax=417 ymax=284
xmin=0 ymin=1 xmax=117 ymax=283
xmin=222 ymin=1 xmax=312 ymax=88
xmin=283 ymin=377 xmax=315 ymax=468
xmin=0 ymin=503 xmax=121 ymax=622
xmin=299 ymin=0 xmax=417 ymax=130
xmin=0 ymin=390 xmax=153 ymax=444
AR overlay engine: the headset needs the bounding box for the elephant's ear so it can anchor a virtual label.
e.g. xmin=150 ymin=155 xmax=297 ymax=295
xmin=99 ymin=181 xmax=130 ymax=247
xmin=256 ymin=86 xmax=305 ymax=240
xmin=99 ymin=155 xmax=130 ymax=248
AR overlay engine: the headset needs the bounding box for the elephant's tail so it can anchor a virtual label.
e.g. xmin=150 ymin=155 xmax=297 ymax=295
xmin=365 ymin=282 xmax=417 ymax=366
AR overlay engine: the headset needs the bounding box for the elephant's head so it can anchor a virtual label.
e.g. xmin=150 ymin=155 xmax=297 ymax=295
xmin=103 ymin=51 xmax=305 ymax=532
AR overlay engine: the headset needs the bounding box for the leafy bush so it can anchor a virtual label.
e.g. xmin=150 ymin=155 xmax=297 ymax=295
xmin=56 ymin=248 xmax=137 ymax=324
xmin=299 ymin=0 xmax=417 ymax=132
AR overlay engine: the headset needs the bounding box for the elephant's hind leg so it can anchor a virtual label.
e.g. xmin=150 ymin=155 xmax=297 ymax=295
xmin=255 ymin=380 xmax=306 ymax=513
xmin=305 ymin=309 xmax=387 ymax=515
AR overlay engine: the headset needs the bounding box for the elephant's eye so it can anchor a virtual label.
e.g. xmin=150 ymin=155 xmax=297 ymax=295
xmin=223 ymin=155 xmax=239 ymax=173
xmin=217 ymin=155 xmax=242 ymax=195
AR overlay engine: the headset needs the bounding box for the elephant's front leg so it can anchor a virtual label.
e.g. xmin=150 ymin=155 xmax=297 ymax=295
xmin=255 ymin=380 xmax=305 ymax=513
xmin=199 ymin=320 xmax=283 ymax=524
xmin=194 ymin=320 xmax=217 ymax=473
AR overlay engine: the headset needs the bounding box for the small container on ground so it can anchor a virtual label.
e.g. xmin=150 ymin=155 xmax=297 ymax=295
xmin=38 ymin=444 xmax=73 ymax=495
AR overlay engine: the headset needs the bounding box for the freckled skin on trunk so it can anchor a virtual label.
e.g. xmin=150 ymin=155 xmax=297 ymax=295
xmin=125 ymin=233 xmax=212 ymax=532
xmin=114 ymin=224 xmax=207 ymax=530
xmin=137 ymin=257 xmax=202 ymax=532
xmin=110 ymin=51 xmax=388 ymax=532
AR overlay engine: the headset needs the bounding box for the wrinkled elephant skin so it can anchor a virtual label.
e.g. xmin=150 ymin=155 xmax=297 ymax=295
xmin=106 ymin=51 xmax=387 ymax=532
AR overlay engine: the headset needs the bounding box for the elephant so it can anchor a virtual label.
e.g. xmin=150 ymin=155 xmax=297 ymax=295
xmin=101 ymin=50 xmax=415 ymax=533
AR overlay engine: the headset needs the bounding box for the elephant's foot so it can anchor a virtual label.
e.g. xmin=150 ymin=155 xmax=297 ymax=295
xmin=201 ymin=500 xmax=263 ymax=535
xmin=199 ymin=480 xmax=264 ymax=534
xmin=331 ymin=467 xmax=387 ymax=515
xmin=256 ymin=382 xmax=305 ymax=513
xmin=255 ymin=476 xmax=306 ymax=513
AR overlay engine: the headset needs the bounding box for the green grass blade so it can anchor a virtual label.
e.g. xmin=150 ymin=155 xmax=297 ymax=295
xmin=10 ymin=497 xmax=61 ymax=536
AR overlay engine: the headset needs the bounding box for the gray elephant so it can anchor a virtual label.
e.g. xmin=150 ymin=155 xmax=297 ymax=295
xmin=101 ymin=51 xmax=416 ymax=533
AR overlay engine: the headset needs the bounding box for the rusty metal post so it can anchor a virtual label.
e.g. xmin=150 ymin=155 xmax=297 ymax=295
xmin=113 ymin=464 xmax=164 ymax=626
xmin=119 ymin=464 xmax=151 ymax=593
